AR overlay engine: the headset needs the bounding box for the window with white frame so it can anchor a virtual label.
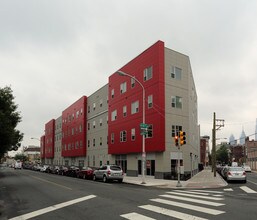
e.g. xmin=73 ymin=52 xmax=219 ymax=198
xmin=111 ymin=133 xmax=114 ymax=144
xmin=111 ymin=89 xmax=114 ymax=98
xmin=172 ymin=125 xmax=182 ymax=137
xmin=171 ymin=66 xmax=182 ymax=80
xmin=93 ymin=121 xmax=96 ymax=128
xmin=120 ymin=130 xmax=127 ymax=142
xmin=93 ymin=103 xmax=96 ymax=111
xmin=131 ymin=128 xmax=135 ymax=141
xmin=171 ymin=96 xmax=182 ymax=109
xmin=131 ymin=101 xmax=139 ymax=114
xmin=111 ymin=110 xmax=117 ymax=121
xmin=143 ymin=66 xmax=153 ymax=81
xmin=100 ymin=99 xmax=103 ymax=107
xmin=120 ymin=82 xmax=127 ymax=94
xmin=123 ymin=106 xmax=127 ymax=117
xmin=148 ymin=95 xmax=153 ymax=108
xmin=99 ymin=118 xmax=103 ymax=126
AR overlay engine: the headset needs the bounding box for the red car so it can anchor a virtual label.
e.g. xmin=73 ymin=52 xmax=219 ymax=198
xmin=77 ymin=167 xmax=94 ymax=179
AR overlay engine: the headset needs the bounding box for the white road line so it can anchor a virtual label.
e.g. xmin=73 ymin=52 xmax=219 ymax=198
xmin=224 ymin=188 xmax=233 ymax=191
xmin=151 ymin=198 xmax=225 ymax=215
xmin=121 ymin=212 xmax=156 ymax=220
xmin=160 ymin=194 xmax=225 ymax=207
xmin=174 ymin=190 xmax=211 ymax=196
xmin=240 ymin=186 xmax=257 ymax=193
xmin=189 ymin=190 xmax=224 ymax=194
xmin=247 ymin=180 xmax=257 ymax=186
xmin=140 ymin=204 xmax=208 ymax=220
xmin=166 ymin=191 xmax=224 ymax=201
xmin=9 ymin=195 xmax=96 ymax=220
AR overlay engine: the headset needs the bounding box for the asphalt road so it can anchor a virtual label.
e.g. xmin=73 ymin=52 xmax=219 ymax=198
xmin=1 ymin=167 xmax=257 ymax=220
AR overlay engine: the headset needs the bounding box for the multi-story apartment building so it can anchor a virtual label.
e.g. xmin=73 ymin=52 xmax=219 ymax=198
xmin=54 ymin=116 xmax=62 ymax=165
xmin=40 ymin=40 xmax=199 ymax=179
xmin=44 ymin=119 xmax=55 ymax=164
xmin=246 ymin=137 xmax=257 ymax=170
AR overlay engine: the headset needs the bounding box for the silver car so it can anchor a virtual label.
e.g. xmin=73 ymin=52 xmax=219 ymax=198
xmin=93 ymin=165 xmax=124 ymax=183
xmin=225 ymin=166 xmax=247 ymax=183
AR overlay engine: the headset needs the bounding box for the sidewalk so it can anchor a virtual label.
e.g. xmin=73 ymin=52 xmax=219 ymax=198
xmin=123 ymin=168 xmax=227 ymax=189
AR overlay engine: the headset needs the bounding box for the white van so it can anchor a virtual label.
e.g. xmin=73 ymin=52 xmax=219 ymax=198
xmin=14 ymin=160 xmax=22 ymax=169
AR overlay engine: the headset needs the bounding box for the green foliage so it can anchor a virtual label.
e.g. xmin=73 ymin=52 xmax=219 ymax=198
xmin=216 ymin=144 xmax=229 ymax=164
xmin=0 ymin=86 xmax=23 ymax=156
xmin=14 ymin=153 xmax=28 ymax=162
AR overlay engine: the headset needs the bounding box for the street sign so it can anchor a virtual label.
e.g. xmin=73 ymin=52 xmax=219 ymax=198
xmin=140 ymin=123 xmax=149 ymax=128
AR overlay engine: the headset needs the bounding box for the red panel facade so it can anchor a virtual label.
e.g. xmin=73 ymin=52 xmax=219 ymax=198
xmin=62 ymin=96 xmax=87 ymax=157
xmin=108 ymin=41 xmax=165 ymax=154
xmin=45 ymin=119 xmax=55 ymax=158
xmin=40 ymin=135 xmax=45 ymax=158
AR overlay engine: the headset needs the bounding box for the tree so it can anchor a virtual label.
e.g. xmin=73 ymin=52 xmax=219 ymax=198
xmin=216 ymin=144 xmax=229 ymax=164
xmin=14 ymin=153 xmax=28 ymax=162
xmin=0 ymin=86 xmax=23 ymax=157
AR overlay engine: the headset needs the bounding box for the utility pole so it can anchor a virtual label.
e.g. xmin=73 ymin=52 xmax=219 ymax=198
xmin=212 ymin=112 xmax=225 ymax=177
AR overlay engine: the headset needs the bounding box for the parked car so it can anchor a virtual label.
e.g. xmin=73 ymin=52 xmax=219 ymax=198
xmin=58 ymin=166 xmax=69 ymax=175
xmin=40 ymin=165 xmax=49 ymax=172
xmin=242 ymin=165 xmax=251 ymax=172
xmin=77 ymin=167 xmax=94 ymax=179
xmin=93 ymin=165 xmax=124 ymax=183
xmin=224 ymin=166 xmax=247 ymax=183
xmin=66 ymin=166 xmax=80 ymax=177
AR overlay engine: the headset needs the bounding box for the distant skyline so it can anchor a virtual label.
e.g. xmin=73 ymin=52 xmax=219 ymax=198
xmin=1 ymin=0 xmax=256 ymax=151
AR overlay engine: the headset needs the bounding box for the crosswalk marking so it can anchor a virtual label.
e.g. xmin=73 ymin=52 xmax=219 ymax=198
xmin=160 ymin=194 xmax=225 ymax=206
xmin=240 ymin=186 xmax=257 ymax=193
xmin=166 ymin=191 xmax=224 ymax=201
xmin=139 ymin=204 xmax=208 ymax=220
xmin=174 ymin=190 xmax=213 ymax=196
xmin=189 ymin=189 xmax=224 ymax=194
xmin=224 ymin=188 xmax=233 ymax=191
xmin=121 ymin=212 xmax=156 ymax=220
xmin=150 ymin=198 xmax=226 ymax=215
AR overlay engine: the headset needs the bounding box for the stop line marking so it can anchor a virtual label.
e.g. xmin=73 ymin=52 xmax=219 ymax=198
xmin=9 ymin=195 xmax=96 ymax=220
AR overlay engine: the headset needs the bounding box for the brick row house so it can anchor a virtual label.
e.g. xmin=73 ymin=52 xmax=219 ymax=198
xmin=40 ymin=40 xmax=200 ymax=179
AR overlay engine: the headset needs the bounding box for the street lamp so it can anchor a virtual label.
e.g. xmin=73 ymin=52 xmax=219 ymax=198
xmin=117 ymin=70 xmax=146 ymax=184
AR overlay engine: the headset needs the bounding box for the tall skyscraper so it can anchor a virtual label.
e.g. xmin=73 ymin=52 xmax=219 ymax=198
xmin=229 ymin=134 xmax=236 ymax=145
xmin=240 ymin=128 xmax=246 ymax=145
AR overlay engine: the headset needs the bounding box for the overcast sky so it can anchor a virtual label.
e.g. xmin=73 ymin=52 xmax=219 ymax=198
xmin=1 ymin=0 xmax=257 ymax=151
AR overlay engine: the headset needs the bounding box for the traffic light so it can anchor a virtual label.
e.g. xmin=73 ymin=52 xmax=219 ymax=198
xmin=175 ymin=135 xmax=179 ymax=146
xmin=179 ymin=131 xmax=186 ymax=145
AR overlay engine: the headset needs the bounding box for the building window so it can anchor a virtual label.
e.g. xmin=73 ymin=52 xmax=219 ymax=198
xmin=131 ymin=128 xmax=135 ymax=141
xmin=120 ymin=130 xmax=127 ymax=142
xmin=120 ymin=82 xmax=127 ymax=94
xmin=88 ymin=106 xmax=90 ymax=113
xmin=100 ymin=99 xmax=103 ymax=107
xmin=111 ymin=110 xmax=117 ymax=121
xmin=93 ymin=121 xmax=96 ymax=129
xmin=88 ymin=123 xmax=90 ymax=130
xmin=111 ymin=89 xmax=114 ymax=98
xmin=93 ymin=139 xmax=95 ymax=147
xmin=146 ymin=124 xmax=153 ymax=138
xmin=171 ymin=66 xmax=182 ymax=80
xmin=100 ymin=137 xmax=102 ymax=146
xmin=123 ymin=106 xmax=127 ymax=117
xmin=171 ymin=96 xmax=182 ymax=109
xmin=131 ymin=101 xmax=139 ymax=114
xmin=100 ymin=118 xmax=103 ymax=126
xmin=144 ymin=66 xmax=153 ymax=81
xmin=93 ymin=103 xmax=96 ymax=111
xmin=172 ymin=125 xmax=182 ymax=137
xmin=111 ymin=133 xmax=114 ymax=144
xmin=148 ymin=95 xmax=153 ymax=108
xmin=131 ymin=77 xmax=135 ymax=88
xmin=88 ymin=140 xmax=90 ymax=148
